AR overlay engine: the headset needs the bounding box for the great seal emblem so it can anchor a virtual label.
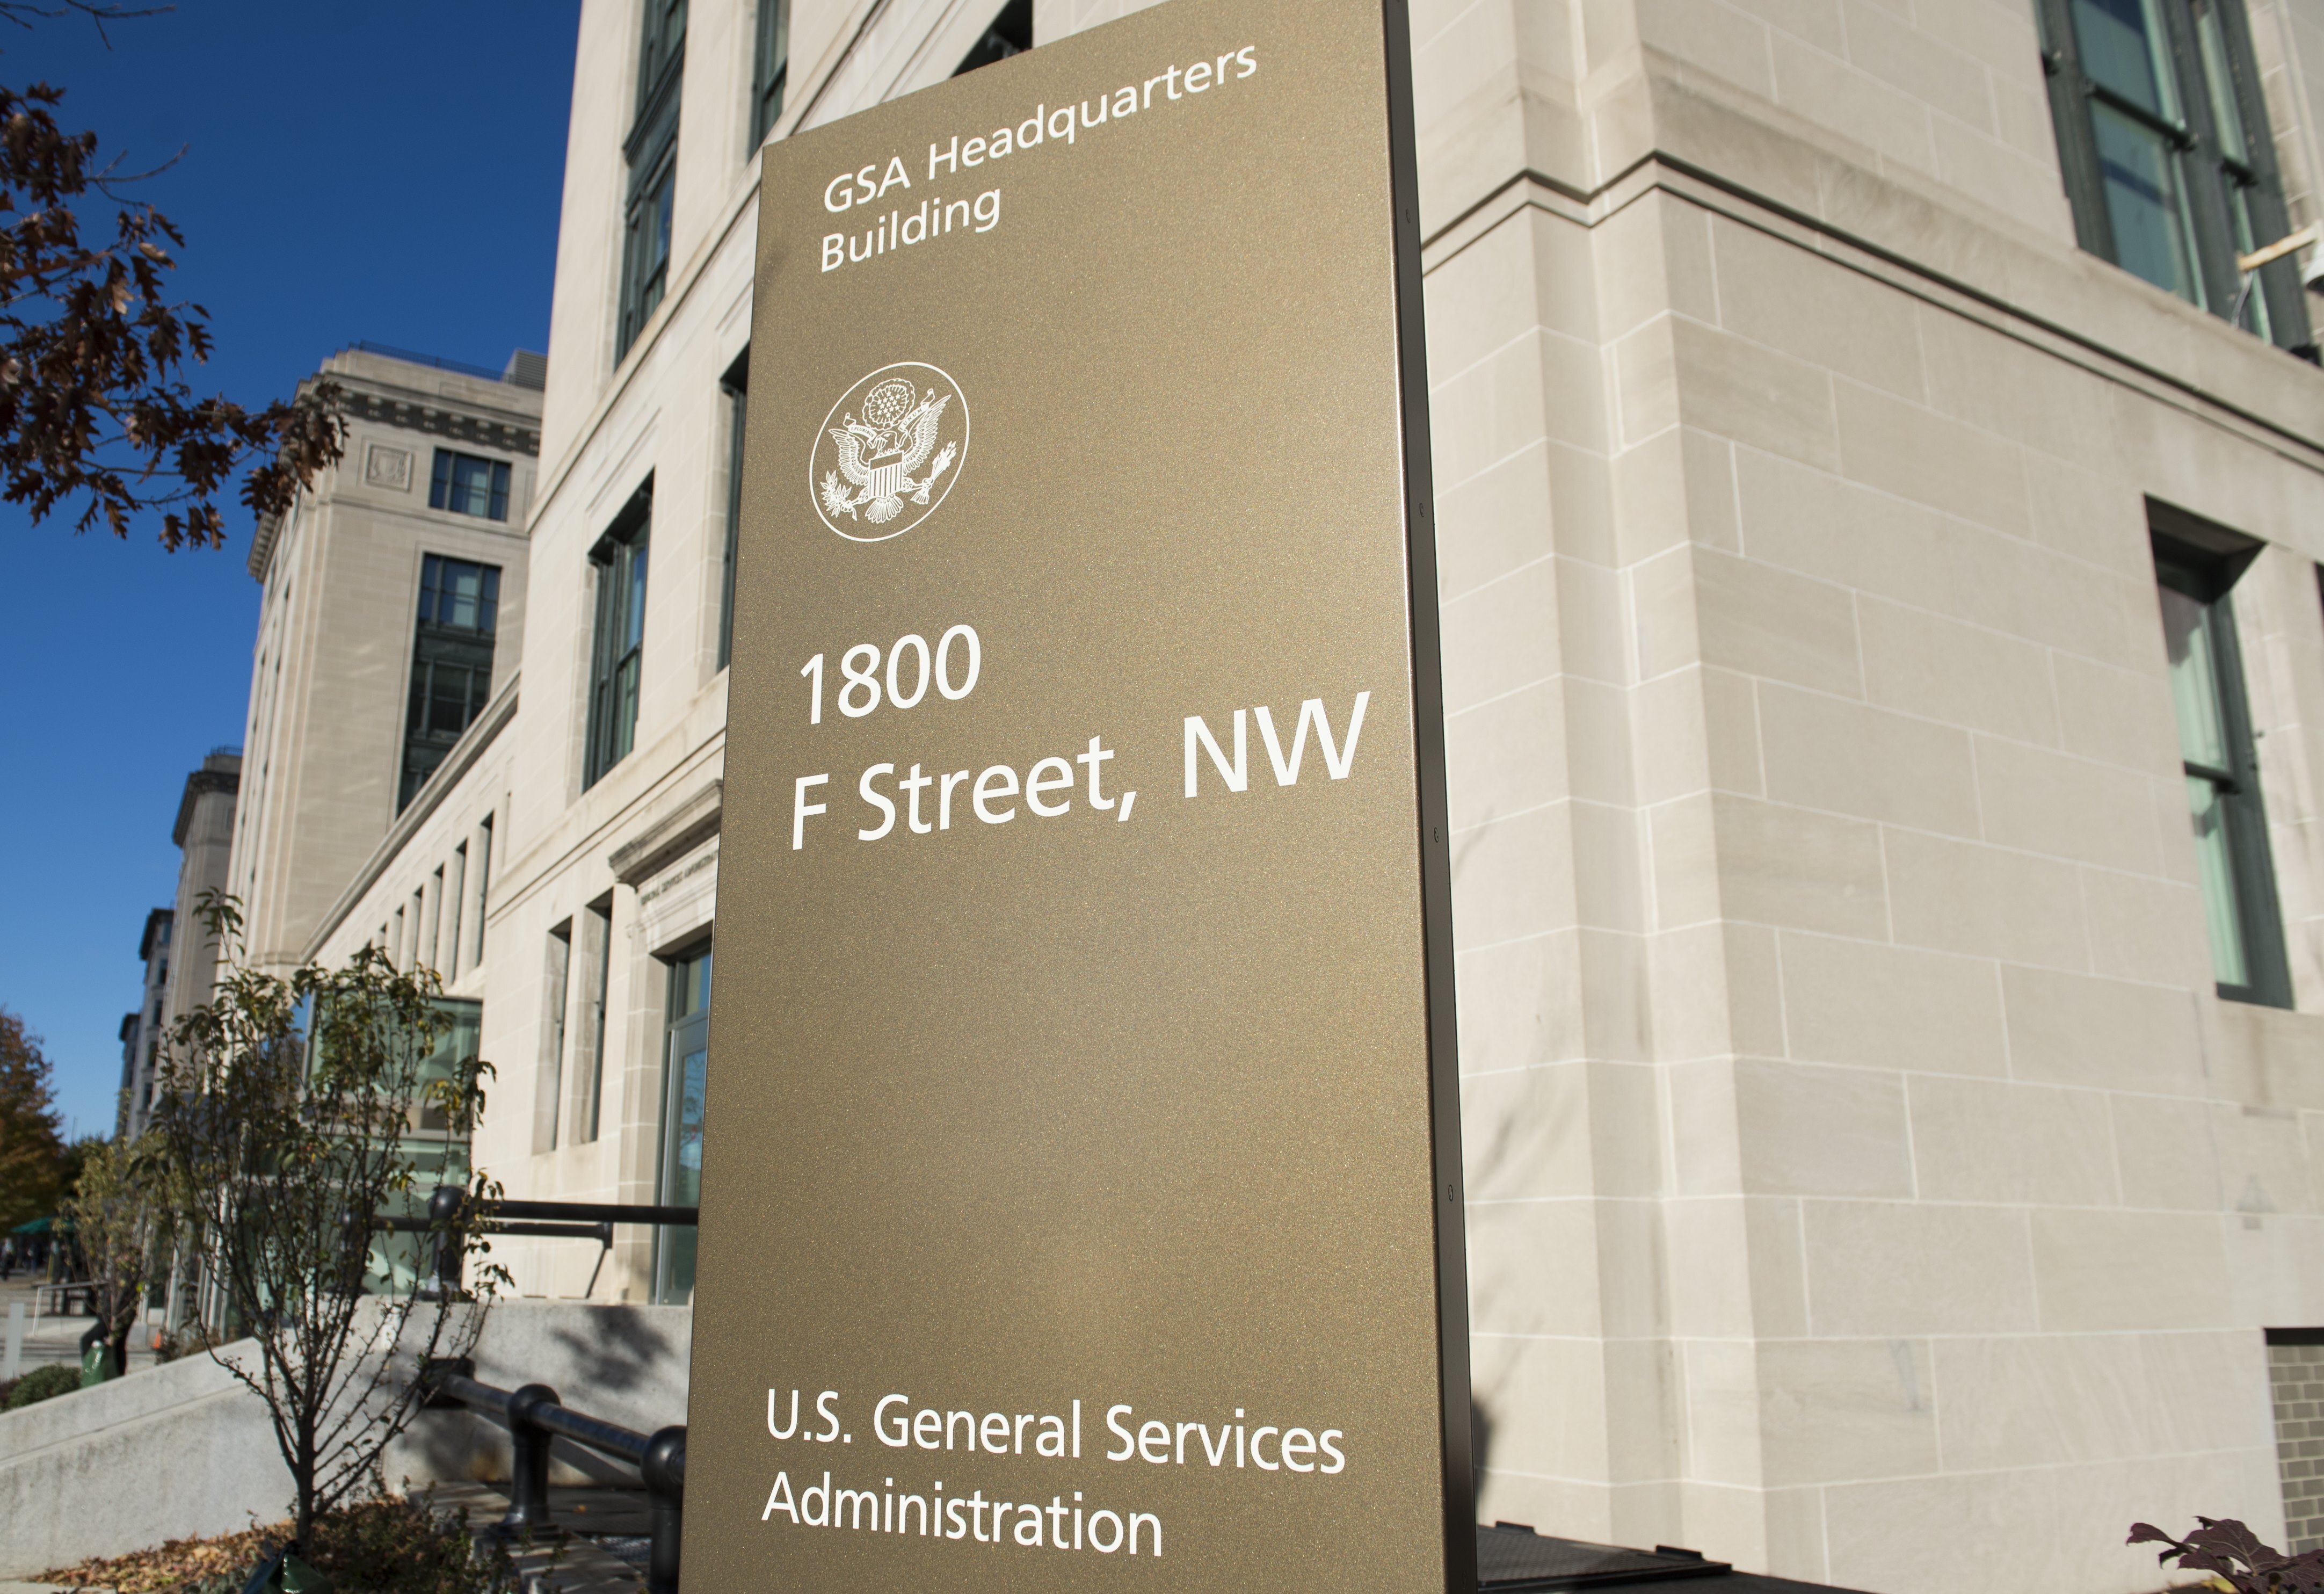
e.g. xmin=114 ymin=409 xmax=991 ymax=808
xmin=809 ymin=361 xmax=969 ymax=541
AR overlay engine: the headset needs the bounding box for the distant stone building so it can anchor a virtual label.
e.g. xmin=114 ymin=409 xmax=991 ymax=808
xmin=223 ymin=346 xmax=541 ymax=986
xmin=162 ymin=750 xmax=241 ymax=1034
xmin=115 ymin=908 xmax=171 ymax=1139
xmin=117 ymin=749 xmax=244 ymax=1140
xmin=214 ymin=1 xmax=2324 ymax=1590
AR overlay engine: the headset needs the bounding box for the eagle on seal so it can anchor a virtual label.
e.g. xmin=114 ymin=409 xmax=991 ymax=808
xmin=820 ymin=377 xmax=956 ymax=525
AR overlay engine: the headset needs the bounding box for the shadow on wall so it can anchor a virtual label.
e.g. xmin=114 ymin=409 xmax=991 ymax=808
xmin=548 ymin=1304 xmax=674 ymax=1400
xmin=386 ymin=1302 xmax=692 ymax=1492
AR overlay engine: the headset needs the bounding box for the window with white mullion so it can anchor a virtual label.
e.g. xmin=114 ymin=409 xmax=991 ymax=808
xmin=2153 ymin=509 xmax=2292 ymax=1008
xmin=2037 ymin=0 xmax=2312 ymax=350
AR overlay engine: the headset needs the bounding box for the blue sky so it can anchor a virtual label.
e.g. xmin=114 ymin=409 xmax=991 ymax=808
xmin=1 ymin=2 xmax=577 ymax=1139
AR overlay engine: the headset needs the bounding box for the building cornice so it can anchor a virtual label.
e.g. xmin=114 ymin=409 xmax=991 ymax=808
xmin=301 ymin=675 xmax=519 ymax=965
xmin=248 ymin=506 xmax=288 ymax=582
xmin=608 ymin=779 xmax=722 ymax=886
xmin=172 ymin=766 xmax=239 ymax=847
xmin=335 ymin=388 xmax=542 ymax=459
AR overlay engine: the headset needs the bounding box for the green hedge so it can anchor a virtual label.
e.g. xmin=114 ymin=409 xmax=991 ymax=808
xmin=3 ymin=1362 xmax=81 ymax=1409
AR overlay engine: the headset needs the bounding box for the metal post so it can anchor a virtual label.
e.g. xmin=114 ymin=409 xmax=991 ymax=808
xmin=641 ymin=1426 xmax=686 ymax=1594
xmin=429 ymin=1185 xmax=465 ymax=1296
xmin=498 ymin=1382 xmax=562 ymax=1540
xmin=3 ymin=1302 xmax=20 ymax=1381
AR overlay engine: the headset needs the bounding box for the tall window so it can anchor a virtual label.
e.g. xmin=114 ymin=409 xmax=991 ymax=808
xmin=751 ymin=0 xmax=790 ymax=148
xmin=2037 ymin=0 xmax=2312 ymax=349
xmin=445 ymin=843 xmax=467 ymax=980
xmin=955 ymin=0 xmax=1030 ymax=75
xmin=473 ymin=813 xmax=493 ymax=964
xmin=579 ymin=897 xmax=613 ymax=1144
xmin=586 ymin=489 xmax=651 ymax=788
xmin=655 ymin=942 xmax=711 ymax=1305
xmin=2153 ymin=509 xmax=2291 ymax=1006
xmin=429 ymin=450 xmax=512 ymax=520
xmin=538 ymin=921 xmax=572 ymax=1155
xmin=400 ymin=555 xmax=500 ymax=811
xmin=618 ymin=0 xmax=686 ymax=362
xmin=718 ymin=352 xmax=747 ymax=670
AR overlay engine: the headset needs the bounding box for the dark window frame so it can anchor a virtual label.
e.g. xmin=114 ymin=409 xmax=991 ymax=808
xmin=399 ymin=554 xmax=502 ymax=812
xmin=751 ymin=0 xmax=790 ymax=149
xmin=585 ymin=483 xmax=652 ymax=789
xmin=637 ymin=0 xmax=686 ymax=108
xmin=579 ymin=895 xmax=613 ymax=1145
xmin=718 ymin=347 xmax=748 ymax=671
xmin=617 ymin=0 xmax=687 ymax=364
xmin=954 ymin=0 xmax=1031 ymax=76
xmin=539 ymin=920 xmax=572 ymax=1155
xmin=428 ymin=448 xmax=512 ymax=521
xmin=2037 ymin=0 xmax=2313 ymax=351
xmin=2152 ymin=503 xmax=2292 ymax=1008
xmin=473 ymin=813 xmax=493 ymax=965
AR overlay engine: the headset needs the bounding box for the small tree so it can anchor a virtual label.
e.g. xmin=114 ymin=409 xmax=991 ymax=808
xmin=155 ymin=895 xmax=502 ymax=1553
xmin=63 ymin=1130 xmax=173 ymax=1376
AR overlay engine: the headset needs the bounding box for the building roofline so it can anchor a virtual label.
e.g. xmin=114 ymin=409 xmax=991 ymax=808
xmin=252 ymin=345 xmax=549 ymax=584
xmin=172 ymin=760 xmax=240 ymax=848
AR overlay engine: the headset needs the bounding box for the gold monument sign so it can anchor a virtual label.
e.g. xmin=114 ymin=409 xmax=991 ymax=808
xmin=691 ymin=0 xmax=1472 ymax=1584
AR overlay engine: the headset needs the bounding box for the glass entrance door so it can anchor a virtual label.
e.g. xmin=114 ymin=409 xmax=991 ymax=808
xmin=653 ymin=945 xmax=710 ymax=1304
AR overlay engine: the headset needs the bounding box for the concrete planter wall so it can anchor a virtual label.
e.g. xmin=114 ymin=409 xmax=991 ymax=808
xmin=0 ymin=1300 xmax=691 ymax=1578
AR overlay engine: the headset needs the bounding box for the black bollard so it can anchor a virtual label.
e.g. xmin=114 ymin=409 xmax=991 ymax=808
xmin=428 ymin=1186 xmax=465 ymax=1296
xmin=641 ymin=1425 xmax=687 ymax=1594
xmin=498 ymin=1382 xmax=563 ymax=1541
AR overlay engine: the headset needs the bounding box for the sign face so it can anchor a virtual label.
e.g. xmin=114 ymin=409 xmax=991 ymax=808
xmin=692 ymin=0 xmax=1471 ymax=1586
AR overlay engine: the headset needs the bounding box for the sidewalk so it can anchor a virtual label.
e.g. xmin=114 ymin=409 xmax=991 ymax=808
xmin=0 ymin=1278 xmax=165 ymax=1382
xmin=429 ymin=1483 xmax=649 ymax=1593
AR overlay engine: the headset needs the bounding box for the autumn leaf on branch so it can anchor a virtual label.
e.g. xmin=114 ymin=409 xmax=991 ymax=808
xmin=0 ymin=60 xmax=343 ymax=548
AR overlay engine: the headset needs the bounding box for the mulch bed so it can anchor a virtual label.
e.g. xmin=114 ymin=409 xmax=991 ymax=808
xmin=34 ymin=1493 xmax=512 ymax=1593
xmin=38 ymin=1519 xmax=279 ymax=1592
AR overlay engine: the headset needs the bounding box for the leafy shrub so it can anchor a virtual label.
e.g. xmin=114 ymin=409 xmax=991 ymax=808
xmin=303 ymin=1490 xmax=520 ymax=1592
xmin=2 ymin=1362 xmax=81 ymax=1409
xmin=2130 ymin=1517 xmax=2324 ymax=1592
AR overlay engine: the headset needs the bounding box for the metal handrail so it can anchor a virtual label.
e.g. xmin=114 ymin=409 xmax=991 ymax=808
xmin=489 ymin=1200 xmax=701 ymax=1226
xmin=425 ymin=1364 xmax=686 ymax=1594
xmin=386 ymin=1189 xmax=700 ymax=1299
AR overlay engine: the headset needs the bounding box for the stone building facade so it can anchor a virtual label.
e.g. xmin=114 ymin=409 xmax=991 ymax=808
xmin=116 ymin=908 xmax=171 ymax=1139
xmin=225 ymin=346 xmax=541 ymax=983
xmin=226 ymin=0 xmax=2324 ymax=1589
xmin=163 ymin=750 xmax=241 ymax=1035
xmin=118 ymin=749 xmax=246 ymax=1139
